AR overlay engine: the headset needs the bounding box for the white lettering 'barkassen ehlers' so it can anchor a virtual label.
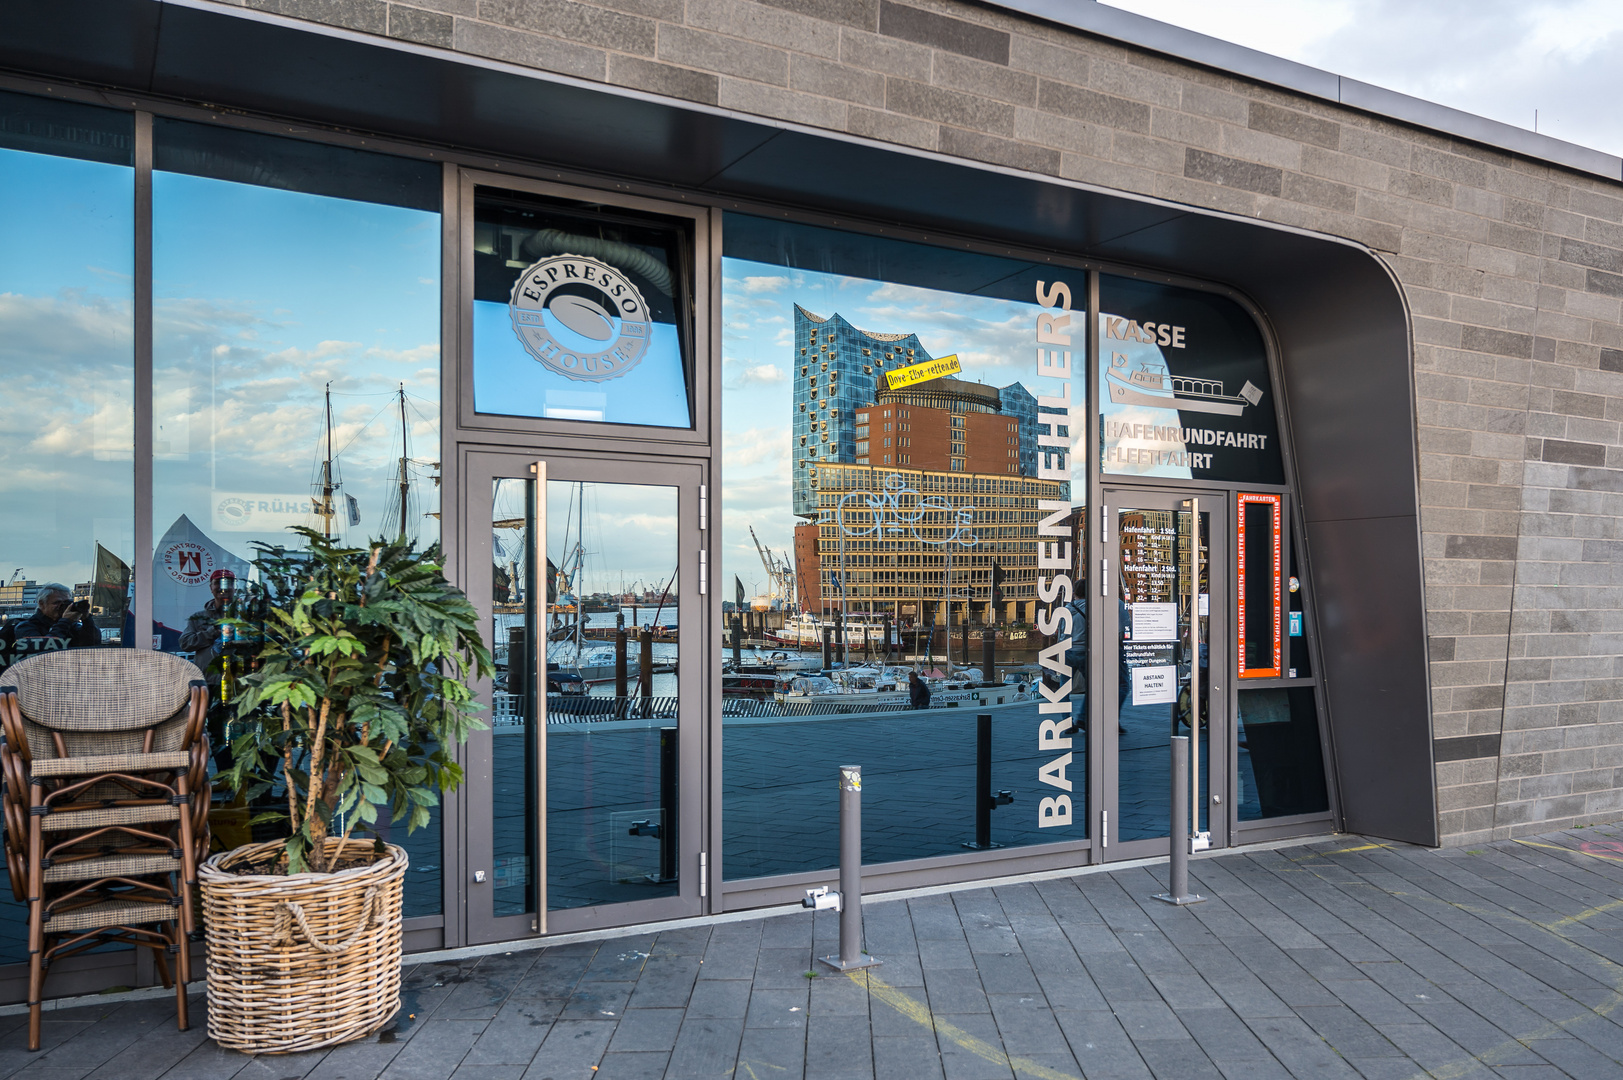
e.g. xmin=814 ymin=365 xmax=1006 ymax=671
xmin=1034 ymin=280 xmax=1075 ymax=829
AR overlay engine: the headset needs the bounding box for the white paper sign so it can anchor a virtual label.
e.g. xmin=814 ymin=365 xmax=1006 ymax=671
xmin=1132 ymin=665 xmax=1177 ymax=705
xmin=1199 ymin=593 xmax=1209 ymax=616
xmin=1130 ymin=602 xmax=1178 ymax=642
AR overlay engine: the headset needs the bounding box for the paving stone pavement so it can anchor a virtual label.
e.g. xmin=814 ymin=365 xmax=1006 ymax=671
xmin=10 ymin=824 xmax=1623 ymax=1079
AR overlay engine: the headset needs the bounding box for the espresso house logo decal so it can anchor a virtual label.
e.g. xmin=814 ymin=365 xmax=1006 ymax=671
xmin=509 ymin=254 xmax=652 ymax=383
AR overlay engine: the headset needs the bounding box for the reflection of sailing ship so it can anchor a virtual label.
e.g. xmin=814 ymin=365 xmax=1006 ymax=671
xmin=309 ymin=382 xmax=433 ymax=542
xmin=1105 ymin=359 xmax=1259 ymax=416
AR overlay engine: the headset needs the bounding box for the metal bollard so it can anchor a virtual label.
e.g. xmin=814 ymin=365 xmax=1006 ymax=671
xmin=1153 ymin=736 xmax=1205 ymax=906
xmin=805 ymin=765 xmax=882 ymax=971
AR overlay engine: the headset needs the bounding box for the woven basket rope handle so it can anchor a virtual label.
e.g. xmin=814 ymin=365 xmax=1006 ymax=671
xmin=270 ymin=886 xmax=384 ymax=955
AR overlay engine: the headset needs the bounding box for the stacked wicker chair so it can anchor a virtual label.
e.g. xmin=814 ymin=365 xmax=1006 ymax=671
xmin=0 ymin=650 xmax=211 ymax=1050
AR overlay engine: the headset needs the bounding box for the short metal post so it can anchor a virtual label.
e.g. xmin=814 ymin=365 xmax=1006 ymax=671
xmin=981 ymin=630 xmax=995 ymax=683
xmin=730 ymin=615 xmax=741 ymax=667
xmin=1154 ymin=736 xmax=1205 ymax=906
xmin=819 ymin=766 xmax=881 ymax=971
xmin=822 ymin=626 xmax=833 ymax=670
xmin=638 ymin=627 xmax=654 ymax=711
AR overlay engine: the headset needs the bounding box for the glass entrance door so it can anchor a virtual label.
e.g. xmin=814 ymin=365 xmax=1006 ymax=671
xmin=462 ymin=450 xmax=705 ymax=942
xmin=1101 ymin=489 xmax=1228 ymax=860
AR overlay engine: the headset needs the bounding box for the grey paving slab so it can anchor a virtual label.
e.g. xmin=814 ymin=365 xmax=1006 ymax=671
xmin=13 ymin=828 xmax=1623 ymax=1078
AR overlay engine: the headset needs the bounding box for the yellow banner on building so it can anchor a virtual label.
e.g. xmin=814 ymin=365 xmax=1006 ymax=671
xmin=884 ymin=353 xmax=961 ymax=390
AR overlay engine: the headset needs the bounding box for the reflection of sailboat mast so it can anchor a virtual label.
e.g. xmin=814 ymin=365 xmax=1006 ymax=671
xmin=320 ymin=382 xmax=335 ymax=539
xmin=396 ymin=384 xmax=409 ymax=540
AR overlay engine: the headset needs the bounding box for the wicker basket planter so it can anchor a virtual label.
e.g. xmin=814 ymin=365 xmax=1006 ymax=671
xmin=199 ymin=837 xmax=407 ymax=1054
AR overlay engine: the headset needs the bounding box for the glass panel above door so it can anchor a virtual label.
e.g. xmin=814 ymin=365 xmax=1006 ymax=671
xmin=1099 ymin=275 xmax=1284 ymax=485
xmin=472 ymin=188 xmax=693 ymax=428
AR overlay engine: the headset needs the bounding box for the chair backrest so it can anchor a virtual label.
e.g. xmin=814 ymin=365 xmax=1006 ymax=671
xmin=6 ymin=649 xmax=202 ymax=735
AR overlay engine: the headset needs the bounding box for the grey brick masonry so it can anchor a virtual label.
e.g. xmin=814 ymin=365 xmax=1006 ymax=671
xmin=213 ymin=0 xmax=1623 ymax=846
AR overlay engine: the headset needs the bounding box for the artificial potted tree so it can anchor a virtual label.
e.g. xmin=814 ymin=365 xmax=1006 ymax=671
xmin=199 ymin=528 xmax=490 ymax=1054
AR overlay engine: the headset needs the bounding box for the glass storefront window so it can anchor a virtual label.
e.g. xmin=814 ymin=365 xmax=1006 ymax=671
xmin=0 ymin=90 xmax=136 ymax=964
xmin=0 ymin=93 xmax=136 ymax=670
xmin=151 ymin=120 xmax=444 ymax=915
xmin=1099 ymin=275 xmax=1283 ymax=485
xmin=471 ymin=189 xmax=693 ymax=428
xmin=721 ymin=214 xmax=1086 ymax=880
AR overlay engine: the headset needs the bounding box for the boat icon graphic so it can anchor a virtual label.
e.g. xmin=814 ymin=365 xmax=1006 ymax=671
xmin=1105 ymin=356 xmax=1262 ymax=417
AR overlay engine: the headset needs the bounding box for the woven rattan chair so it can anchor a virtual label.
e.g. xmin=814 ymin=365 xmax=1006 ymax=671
xmin=0 ymin=649 xmax=210 ymax=1050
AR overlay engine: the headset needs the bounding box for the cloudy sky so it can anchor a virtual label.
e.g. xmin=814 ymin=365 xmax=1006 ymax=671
xmin=1103 ymin=0 xmax=1623 ymax=157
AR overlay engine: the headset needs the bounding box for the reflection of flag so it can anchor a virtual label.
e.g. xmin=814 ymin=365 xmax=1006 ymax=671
xmin=345 ymin=494 xmax=361 ymax=527
xmin=91 ymin=545 xmax=130 ymax=625
xmin=151 ymin=515 xmax=250 ymax=648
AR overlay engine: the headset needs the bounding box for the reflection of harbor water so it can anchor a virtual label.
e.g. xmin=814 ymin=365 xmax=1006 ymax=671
xmin=495 ymin=609 xmax=679 ymax=698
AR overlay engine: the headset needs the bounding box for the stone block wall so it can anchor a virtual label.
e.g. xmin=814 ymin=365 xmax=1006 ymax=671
xmin=211 ymin=0 xmax=1623 ymax=844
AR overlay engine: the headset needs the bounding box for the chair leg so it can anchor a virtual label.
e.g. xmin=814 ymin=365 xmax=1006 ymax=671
xmin=171 ymin=929 xmax=189 ymax=1032
xmin=26 ymin=783 xmax=42 ymax=1052
xmin=174 ymin=773 xmax=198 ymax=949
xmin=26 ymin=948 xmax=42 ymax=1052
xmin=153 ymin=939 xmax=173 ymax=989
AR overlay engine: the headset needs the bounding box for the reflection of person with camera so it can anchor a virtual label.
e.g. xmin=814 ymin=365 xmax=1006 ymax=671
xmin=178 ymin=569 xmax=237 ymax=671
xmin=0 ymin=583 xmax=101 ymax=672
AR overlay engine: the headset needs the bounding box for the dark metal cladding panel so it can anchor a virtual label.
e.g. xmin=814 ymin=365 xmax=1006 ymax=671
xmin=1306 ymin=515 xmax=1437 ymax=844
xmin=0 ymin=0 xmax=159 ymax=90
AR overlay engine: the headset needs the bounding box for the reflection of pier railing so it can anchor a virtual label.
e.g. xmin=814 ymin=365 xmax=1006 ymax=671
xmin=491 ymin=691 xmax=679 ymax=724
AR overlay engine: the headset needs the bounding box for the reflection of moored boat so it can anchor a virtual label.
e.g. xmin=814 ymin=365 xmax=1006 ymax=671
xmin=1105 ymin=361 xmax=1255 ymax=416
xmin=766 ymin=612 xmax=890 ymax=648
xmin=768 ymin=666 xmax=1033 ymax=715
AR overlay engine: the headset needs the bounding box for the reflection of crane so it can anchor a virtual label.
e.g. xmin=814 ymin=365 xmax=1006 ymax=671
xmin=748 ymin=526 xmax=796 ymax=610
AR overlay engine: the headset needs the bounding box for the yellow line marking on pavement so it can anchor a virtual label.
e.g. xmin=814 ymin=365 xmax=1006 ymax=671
xmin=1291 ymin=842 xmax=1390 ymax=860
xmin=738 ymin=1061 xmax=786 ymax=1079
xmin=847 ymin=970 xmax=1081 ymax=1080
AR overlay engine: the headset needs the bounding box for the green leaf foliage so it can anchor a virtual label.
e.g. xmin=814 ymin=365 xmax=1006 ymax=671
xmin=224 ymin=527 xmax=492 ymax=873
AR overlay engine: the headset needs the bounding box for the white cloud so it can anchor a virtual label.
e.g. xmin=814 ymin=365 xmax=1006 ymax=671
xmin=737 ymin=276 xmax=789 ymax=295
xmin=733 ymin=364 xmax=787 ymax=388
xmin=723 ymin=425 xmax=790 ymax=470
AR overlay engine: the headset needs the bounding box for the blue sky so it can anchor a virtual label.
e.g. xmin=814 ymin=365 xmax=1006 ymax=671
xmin=0 ymin=149 xmax=134 ymax=587
xmin=149 ymin=171 xmax=440 ymax=563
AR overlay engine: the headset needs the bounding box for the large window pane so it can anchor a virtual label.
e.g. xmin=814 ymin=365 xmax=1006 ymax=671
xmin=0 ymin=91 xmax=135 ymax=964
xmin=721 ymin=214 xmax=1085 ymax=880
xmin=151 ymin=120 xmax=444 ymax=915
